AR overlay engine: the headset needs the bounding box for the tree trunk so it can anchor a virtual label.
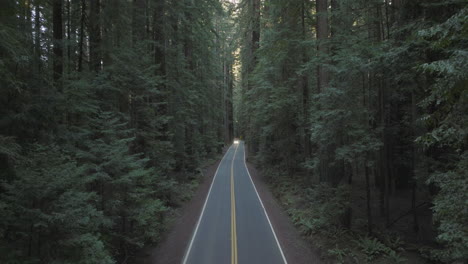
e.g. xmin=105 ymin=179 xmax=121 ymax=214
xmin=89 ymin=0 xmax=101 ymax=73
xmin=132 ymin=0 xmax=146 ymax=44
xmin=301 ymin=1 xmax=311 ymax=160
xmin=154 ymin=0 xmax=165 ymax=75
xmin=67 ymin=0 xmax=71 ymax=73
xmin=247 ymin=0 xmax=261 ymax=154
xmin=316 ymin=0 xmax=329 ymax=182
xmin=52 ymin=0 xmax=63 ymax=88
xmin=365 ymin=160 xmax=373 ymax=234
xmin=364 ymin=72 xmax=372 ymax=234
xmin=316 ymin=0 xmax=329 ymax=94
xmin=411 ymin=89 xmax=420 ymax=233
xmin=153 ymin=0 xmax=167 ymax=138
xmin=78 ymin=0 xmax=85 ymax=72
xmin=34 ymin=2 xmax=41 ymax=74
xmin=224 ymin=61 xmax=234 ymax=144
xmin=251 ymin=0 xmax=260 ymax=65
xmin=374 ymin=3 xmax=391 ymax=227
xmin=25 ymin=0 xmax=33 ymax=50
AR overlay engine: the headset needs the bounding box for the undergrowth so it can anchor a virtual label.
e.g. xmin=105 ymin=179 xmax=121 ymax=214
xmin=266 ymin=171 xmax=417 ymax=264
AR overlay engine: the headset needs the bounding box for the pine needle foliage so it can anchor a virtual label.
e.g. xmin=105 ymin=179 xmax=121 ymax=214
xmin=236 ymin=0 xmax=467 ymax=262
xmin=0 ymin=0 xmax=235 ymax=262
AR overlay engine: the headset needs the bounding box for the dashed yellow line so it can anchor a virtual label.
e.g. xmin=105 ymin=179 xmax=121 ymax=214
xmin=231 ymin=144 xmax=239 ymax=264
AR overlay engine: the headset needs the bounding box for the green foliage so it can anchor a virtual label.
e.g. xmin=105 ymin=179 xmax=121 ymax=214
xmin=273 ymin=172 xmax=410 ymax=264
xmin=416 ymin=6 xmax=468 ymax=263
xmin=237 ymin=0 xmax=467 ymax=263
xmin=383 ymin=233 xmax=405 ymax=252
xmin=427 ymin=153 xmax=468 ymax=262
xmin=0 ymin=0 xmax=231 ymax=263
xmin=386 ymin=250 xmax=407 ymax=264
xmin=76 ymin=110 xmax=173 ymax=250
xmin=280 ymin=181 xmax=350 ymax=237
xmin=0 ymin=136 xmax=20 ymax=160
xmin=416 ymin=7 xmax=467 ymax=151
xmin=328 ymin=245 xmax=352 ymax=264
xmin=353 ymin=236 xmax=389 ymax=262
xmin=0 ymin=145 xmax=113 ymax=264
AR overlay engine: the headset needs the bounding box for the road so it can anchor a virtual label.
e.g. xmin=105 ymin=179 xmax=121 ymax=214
xmin=182 ymin=141 xmax=288 ymax=264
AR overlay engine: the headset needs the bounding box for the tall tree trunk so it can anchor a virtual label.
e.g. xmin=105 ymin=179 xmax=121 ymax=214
xmin=27 ymin=0 xmax=35 ymax=67
xmin=411 ymin=89 xmax=420 ymax=233
xmin=89 ymin=0 xmax=101 ymax=73
xmin=301 ymin=1 xmax=311 ymax=160
xmin=365 ymin=159 xmax=373 ymax=234
xmin=128 ymin=0 xmax=148 ymax=132
xmin=248 ymin=0 xmax=261 ymax=154
xmin=184 ymin=0 xmax=195 ymax=165
xmin=224 ymin=61 xmax=234 ymax=144
xmin=374 ymin=3 xmax=391 ymax=227
xmin=132 ymin=0 xmax=146 ymax=45
xmin=78 ymin=0 xmax=85 ymax=72
xmin=153 ymin=0 xmax=166 ymax=130
xmin=154 ymin=0 xmax=165 ymax=75
xmin=34 ymin=2 xmax=41 ymax=74
xmin=228 ymin=68 xmax=234 ymax=142
xmin=363 ymin=71 xmax=373 ymax=234
xmin=25 ymin=0 xmax=33 ymax=48
xmin=316 ymin=0 xmax=329 ymax=94
xmin=316 ymin=0 xmax=329 ymax=182
xmin=67 ymin=0 xmax=71 ymax=73
xmin=251 ymin=0 xmax=260 ymax=66
xmin=53 ymin=0 xmax=63 ymax=88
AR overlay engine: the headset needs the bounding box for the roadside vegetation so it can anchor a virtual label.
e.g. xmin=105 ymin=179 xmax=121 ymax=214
xmin=236 ymin=0 xmax=467 ymax=263
xmin=265 ymin=170 xmax=426 ymax=263
xmin=0 ymin=0 xmax=235 ymax=263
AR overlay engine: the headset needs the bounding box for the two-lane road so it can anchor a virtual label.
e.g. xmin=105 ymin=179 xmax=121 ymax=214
xmin=182 ymin=142 xmax=287 ymax=264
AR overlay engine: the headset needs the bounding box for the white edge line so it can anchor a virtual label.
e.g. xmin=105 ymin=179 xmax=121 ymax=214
xmin=182 ymin=144 xmax=233 ymax=264
xmin=241 ymin=142 xmax=289 ymax=264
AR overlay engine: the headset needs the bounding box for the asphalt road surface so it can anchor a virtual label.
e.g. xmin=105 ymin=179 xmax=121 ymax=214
xmin=182 ymin=141 xmax=288 ymax=264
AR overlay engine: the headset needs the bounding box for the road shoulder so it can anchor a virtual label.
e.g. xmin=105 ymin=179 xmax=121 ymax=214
xmin=244 ymin=160 xmax=324 ymax=264
xmin=141 ymin=156 xmax=223 ymax=264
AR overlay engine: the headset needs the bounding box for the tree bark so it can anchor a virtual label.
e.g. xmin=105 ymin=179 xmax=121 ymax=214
xmin=154 ymin=0 xmax=165 ymax=76
xmin=251 ymin=0 xmax=260 ymax=66
xmin=153 ymin=0 xmax=168 ymax=142
xmin=34 ymin=2 xmax=41 ymax=74
xmin=365 ymin=159 xmax=373 ymax=235
xmin=316 ymin=0 xmax=329 ymax=94
xmin=67 ymin=0 xmax=71 ymax=73
xmin=247 ymin=0 xmax=261 ymax=154
xmin=89 ymin=0 xmax=101 ymax=73
xmin=78 ymin=0 xmax=85 ymax=72
xmin=411 ymin=89 xmax=420 ymax=233
xmin=53 ymin=0 xmax=63 ymax=88
xmin=301 ymin=1 xmax=311 ymax=159
xmin=224 ymin=61 xmax=234 ymax=144
xmin=132 ymin=0 xmax=146 ymax=44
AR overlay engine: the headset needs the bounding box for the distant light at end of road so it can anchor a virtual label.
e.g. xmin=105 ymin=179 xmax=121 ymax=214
xmin=234 ymin=140 xmax=239 ymax=144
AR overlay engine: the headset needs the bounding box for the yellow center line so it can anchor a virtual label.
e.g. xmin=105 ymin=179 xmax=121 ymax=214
xmin=231 ymin=144 xmax=239 ymax=264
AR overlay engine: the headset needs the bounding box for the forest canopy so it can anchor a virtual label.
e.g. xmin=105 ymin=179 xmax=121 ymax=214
xmin=235 ymin=0 xmax=467 ymax=263
xmin=1 ymin=0 xmax=235 ymax=262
